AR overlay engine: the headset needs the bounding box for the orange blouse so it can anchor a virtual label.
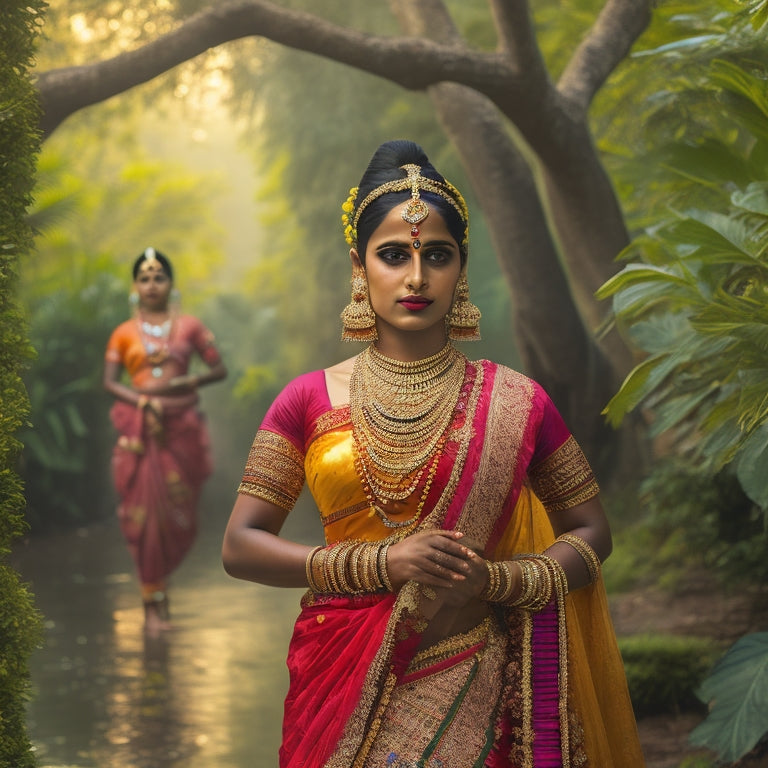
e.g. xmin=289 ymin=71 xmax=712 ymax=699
xmin=105 ymin=314 xmax=221 ymax=387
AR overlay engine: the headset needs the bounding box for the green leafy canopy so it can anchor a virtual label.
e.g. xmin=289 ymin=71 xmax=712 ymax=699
xmin=600 ymin=53 xmax=768 ymax=509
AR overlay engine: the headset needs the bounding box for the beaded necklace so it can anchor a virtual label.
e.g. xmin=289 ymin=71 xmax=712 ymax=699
xmin=349 ymin=342 xmax=465 ymax=528
xmin=137 ymin=314 xmax=173 ymax=378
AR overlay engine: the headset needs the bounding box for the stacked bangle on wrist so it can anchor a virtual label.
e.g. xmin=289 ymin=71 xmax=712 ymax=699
xmin=482 ymin=554 xmax=568 ymax=612
xmin=555 ymin=533 xmax=601 ymax=583
xmin=305 ymin=540 xmax=394 ymax=595
xmin=480 ymin=560 xmax=517 ymax=603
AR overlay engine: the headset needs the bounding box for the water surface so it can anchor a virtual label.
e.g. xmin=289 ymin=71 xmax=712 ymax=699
xmin=12 ymin=491 xmax=321 ymax=768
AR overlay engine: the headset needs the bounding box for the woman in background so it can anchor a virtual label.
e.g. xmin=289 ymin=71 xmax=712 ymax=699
xmin=223 ymin=141 xmax=644 ymax=766
xmin=105 ymin=248 xmax=226 ymax=634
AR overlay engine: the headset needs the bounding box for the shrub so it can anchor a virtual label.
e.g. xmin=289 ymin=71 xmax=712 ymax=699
xmin=619 ymin=634 xmax=721 ymax=717
xmin=0 ymin=0 xmax=46 ymax=764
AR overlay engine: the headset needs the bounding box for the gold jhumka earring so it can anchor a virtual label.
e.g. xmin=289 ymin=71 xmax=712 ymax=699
xmin=448 ymin=272 xmax=481 ymax=340
xmin=341 ymin=267 xmax=377 ymax=342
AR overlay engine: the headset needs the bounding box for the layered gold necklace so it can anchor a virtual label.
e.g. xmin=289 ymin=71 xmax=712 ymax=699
xmin=349 ymin=342 xmax=465 ymax=527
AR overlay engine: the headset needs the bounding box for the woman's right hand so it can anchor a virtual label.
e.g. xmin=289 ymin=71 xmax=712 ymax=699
xmin=386 ymin=530 xmax=474 ymax=591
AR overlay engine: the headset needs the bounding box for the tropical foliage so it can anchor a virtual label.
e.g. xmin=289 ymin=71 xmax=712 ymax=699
xmin=596 ymin=2 xmax=768 ymax=761
xmin=598 ymin=20 xmax=768 ymax=517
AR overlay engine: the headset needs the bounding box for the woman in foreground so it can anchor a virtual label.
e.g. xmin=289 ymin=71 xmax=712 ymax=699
xmin=222 ymin=141 xmax=644 ymax=767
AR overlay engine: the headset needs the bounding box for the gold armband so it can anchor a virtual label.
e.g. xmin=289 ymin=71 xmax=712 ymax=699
xmin=555 ymin=532 xmax=601 ymax=583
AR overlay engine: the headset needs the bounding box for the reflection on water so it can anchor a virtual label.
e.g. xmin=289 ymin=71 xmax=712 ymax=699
xmin=12 ymin=490 xmax=322 ymax=768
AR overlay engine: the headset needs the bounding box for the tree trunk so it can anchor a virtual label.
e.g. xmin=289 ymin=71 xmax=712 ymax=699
xmin=389 ymin=0 xmax=618 ymax=467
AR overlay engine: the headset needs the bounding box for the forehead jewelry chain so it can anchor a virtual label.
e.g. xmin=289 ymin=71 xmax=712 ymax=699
xmin=400 ymin=164 xmax=430 ymax=228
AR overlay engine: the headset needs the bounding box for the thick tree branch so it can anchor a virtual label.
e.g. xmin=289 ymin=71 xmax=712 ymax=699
xmin=557 ymin=0 xmax=652 ymax=112
xmin=388 ymin=0 xmax=463 ymax=44
xmin=37 ymin=0 xmax=520 ymax=137
xmin=489 ymin=0 xmax=549 ymax=83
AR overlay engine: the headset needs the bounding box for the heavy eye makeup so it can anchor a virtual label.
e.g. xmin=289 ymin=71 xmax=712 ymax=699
xmin=375 ymin=241 xmax=457 ymax=266
xmin=137 ymin=273 xmax=170 ymax=285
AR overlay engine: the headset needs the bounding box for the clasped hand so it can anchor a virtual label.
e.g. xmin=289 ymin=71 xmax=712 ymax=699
xmin=387 ymin=530 xmax=488 ymax=606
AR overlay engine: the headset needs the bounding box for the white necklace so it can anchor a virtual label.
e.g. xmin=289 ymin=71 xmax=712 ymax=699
xmin=137 ymin=315 xmax=173 ymax=377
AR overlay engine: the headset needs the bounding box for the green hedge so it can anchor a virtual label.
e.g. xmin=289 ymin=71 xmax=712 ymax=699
xmin=619 ymin=634 xmax=721 ymax=718
xmin=0 ymin=1 xmax=46 ymax=765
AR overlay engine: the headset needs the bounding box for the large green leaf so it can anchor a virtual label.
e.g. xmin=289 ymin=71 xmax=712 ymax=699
xmin=746 ymin=0 xmax=768 ymax=29
xmin=602 ymin=345 xmax=695 ymax=426
xmin=633 ymin=34 xmax=723 ymax=57
xmin=710 ymin=59 xmax=768 ymax=124
xmin=610 ymin=280 xmax=702 ymax=321
xmin=691 ymin=320 xmax=768 ymax=351
xmin=596 ymin=263 xmax=692 ymax=299
xmin=645 ymin=387 xmax=714 ymax=436
xmin=626 ymin=313 xmax=692 ymax=354
xmin=655 ymin=138 xmax=757 ymax=187
xmin=732 ymin=181 xmax=768 ymax=216
xmin=736 ymin=422 xmax=768 ymax=508
xmin=690 ymin=633 xmax=768 ymax=762
xmin=666 ymin=211 xmax=763 ymax=260
xmin=602 ymin=357 xmax=663 ymax=427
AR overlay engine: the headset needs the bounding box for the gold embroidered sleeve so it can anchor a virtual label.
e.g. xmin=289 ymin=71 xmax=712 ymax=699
xmin=238 ymin=429 xmax=305 ymax=511
xmin=528 ymin=435 xmax=599 ymax=512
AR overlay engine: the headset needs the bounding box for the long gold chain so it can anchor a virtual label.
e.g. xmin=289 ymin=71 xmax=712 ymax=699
xmin=349 ymin=343 xmax=465 ymax=516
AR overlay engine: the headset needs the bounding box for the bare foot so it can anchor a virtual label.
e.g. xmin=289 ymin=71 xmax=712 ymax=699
xmin=144 ymin=599 xmax=172 ymax=635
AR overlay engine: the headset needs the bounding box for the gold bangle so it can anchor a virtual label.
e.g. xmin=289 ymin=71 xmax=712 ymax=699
xmin=348 ymin=543 xmax=363 ymax=592
xmin=378 ymin=544 xmax=393 ymax=592
xmin=334 ymin=543 xmax=352 ymax=593
xmin=314 ymin=547 xmax=329 ymax=592
xmin=497 ymin=561 xmax=516 ymax=603
xmin=481 ymin=560 xmax=505 ymax=601
xmin=507 ymin=554 xmax=568 ymax=612
xmin=324 ymin=545 xmax=341 ymax=593
xmin=555 ymin=533 xmax=601 ymax=583
xmin=364 ymin=545 xmax=380 ymax=591
xmin=305 ymin=545 xmax=323 ymax=592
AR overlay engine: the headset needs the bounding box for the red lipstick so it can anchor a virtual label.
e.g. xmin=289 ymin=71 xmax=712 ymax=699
xmin=398 ymin=296 xmax=432 ymax=312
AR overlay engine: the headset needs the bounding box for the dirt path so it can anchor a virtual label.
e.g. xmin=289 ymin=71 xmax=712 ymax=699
xmin=609 ymin=573 xmax=768 ymax=768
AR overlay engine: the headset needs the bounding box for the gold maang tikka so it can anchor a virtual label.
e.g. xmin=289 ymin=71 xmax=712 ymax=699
xmin=401 ymin=163 xmax=428 ymax=249
xmin=138 ymin=246 xmax=163 ymax=275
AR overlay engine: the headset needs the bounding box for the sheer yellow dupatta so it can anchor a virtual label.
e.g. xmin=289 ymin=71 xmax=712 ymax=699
xmin=495 ymin=485 xmax=646 ymax=767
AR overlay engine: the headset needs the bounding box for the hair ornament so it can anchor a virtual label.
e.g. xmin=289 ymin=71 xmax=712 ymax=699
xmin=138 ymin=246 xmax=165 ymax=275
xmin=342 ymin=165 xmax=468 ymax=249
xmin=341 ymin=187 xmax=359 ymax=246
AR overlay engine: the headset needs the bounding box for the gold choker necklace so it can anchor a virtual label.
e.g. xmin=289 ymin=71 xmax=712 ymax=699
xmin=349 ymin=343 xmax=465 ymax=524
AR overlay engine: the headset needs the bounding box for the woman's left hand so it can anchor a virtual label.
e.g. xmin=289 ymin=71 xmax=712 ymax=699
xmin=429 ymin=536 xmax=488 ymax=607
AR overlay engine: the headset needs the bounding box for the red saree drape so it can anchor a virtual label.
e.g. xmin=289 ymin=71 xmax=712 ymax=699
xmin=111 ymin=400 xmax=211 ymax=585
